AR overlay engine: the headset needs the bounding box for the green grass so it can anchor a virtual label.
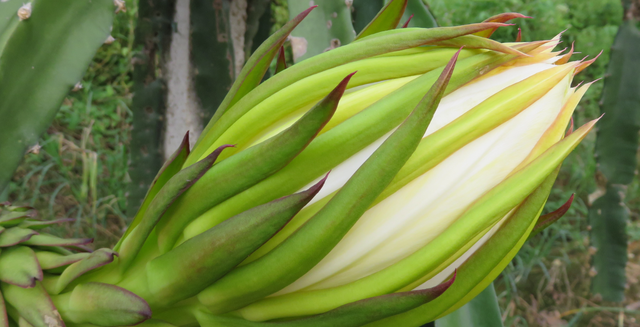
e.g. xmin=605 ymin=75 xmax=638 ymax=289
xmin=5 ymin=0 xmax=137 ymax=248
xmin=5 ymin=0 xmax=638 ymax=325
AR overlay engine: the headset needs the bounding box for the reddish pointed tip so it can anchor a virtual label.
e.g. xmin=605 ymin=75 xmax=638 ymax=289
xmin=305 ymin=172 xmax=330 ymax=198
xmin=402 ymin=14 xmax=414 ymax=28
xmin=516 ymin=28 xmax=522 ymax=42
xmin=566 ymin=117 xmax=574 ymax=136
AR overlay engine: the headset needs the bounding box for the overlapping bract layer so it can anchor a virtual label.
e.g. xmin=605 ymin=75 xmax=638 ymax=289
xmin=0 ymin=2 xmax=597 ymax=327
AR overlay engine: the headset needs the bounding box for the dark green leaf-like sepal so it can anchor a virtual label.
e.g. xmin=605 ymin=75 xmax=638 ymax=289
xmin=118 ymin=144 xmax=232 ymax=270
xmin=117 ymin=133 xmax=191 ymax=251
xmin=198 ymin=51 xmax=460 ymax=315
xmin=51 ymin=249 xmax=117 ymax=294
xmin=156 ymin=73 xmax=354 ymax=253
xmin=196 ymin=274 xmax=453 ymax=326
xmin=0 ymin=228 xmax=37 ymax=247
xmin=2 ymin=282 xmax=64 ymax=327
xmin=144 ymin=177 xmax=326 ymax=306
xmin=356 ymin=0 xmax=408 ymax=40
xmin=0 ymin=246 xmax=42 ymax=288
xmin=527 ymin=194 xmax=573 ymax=240
xmin=59 ymin=282 xmax=151 ymax=326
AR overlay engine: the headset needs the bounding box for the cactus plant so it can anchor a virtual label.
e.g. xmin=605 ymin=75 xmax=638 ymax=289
xmin=588 ymin=9 xmax=640 ymax=302
xmin=128 ymin=0 xmax=274 ymax=214
xmin=0 ymin=4 xmax=599 ymax=326
xmin=0 ymin=0 xmax=115 ymax=194
xmin=127 ymin=0 xmax=177 ymax=216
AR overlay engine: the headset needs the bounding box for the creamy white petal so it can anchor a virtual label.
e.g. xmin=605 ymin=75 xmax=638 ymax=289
xmin=276 ymin=63 xmax=569 ymax=296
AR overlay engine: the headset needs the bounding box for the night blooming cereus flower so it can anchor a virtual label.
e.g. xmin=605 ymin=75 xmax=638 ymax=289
xmin=0 ymin=3 xmax=599 ymax=327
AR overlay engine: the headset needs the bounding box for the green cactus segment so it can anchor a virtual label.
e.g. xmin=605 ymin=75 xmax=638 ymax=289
xmin=589 ymin=20 xmax=640 ymax=302
xmin=355 ymin=0 xmax=407 ymax=40
xmin=194 ymin=6 xmax=316 ymax=158
xmin=474 ymin=13 xmax=529 ymax=38
xmin=275 ymin=47 xmax=287 ymax=75
xmin=157 ymin=74 xmax=351 ymax=253
xmin=0 ymin=228 xmax=37 ymax=247
xmin=435 ymin=283 xmax=504 ymax=327
xmin=527 ymin=194 xmax=574 ymax=240
xmin=0 ymin=0 xmax=24 ymax=54
xmin=119 ymin=134 xmax=190 ymax=251
xmin=0 ymin=246 xmax=41 ymax=288
xmin=184 ymin=49 xmax=523 ymax=247
xmin=287 ymin=0 xmax=355 ymax=63
xmin=137 ymin=319 xmax=178 ymax=327
xmin=35 ymin=252 xmax=90 ymax=271
xmin=0 ymin=0 xmax=114 ymax=193
xmin=589 ymin=184 xmax=628 ymax=302
xmin=144 ymin=178 xmax=325 ymax=307
xmin=401 ymin=0 xmax=437 ymax=29
xmin=22 ymin=234 xmax=92 ymax=248
xmin=2 ymin=282 xmax=63 ymax=327
xmin=52 ymin=249 xmax=117 ymax=295
xmin=118 ymin=145 xmax=232 ymax=269
xmin=235 ymin=120 xmax=594 ymax=321
xmin=244 ymin=0 xmax=273 ymax=57
xmin=352 ymin=0 xmax=385 ymax=34
xmin=366 ymin=168 xmax=560 ymax=326
xmin=198 ymin=52 xmax=458 ymax=314
xmin=57 ymin=282 xmax=151 ymax=326
xmin=193 ymin=22 xmax=505 ymax=164
xmin=127 ymin=0 xmax=176 ymax=216
xmin=595 ymin=21 xmax=640 ymax=184
xmin=190 ymin=0 xmax=233 ymax=120
xmin=196 ymin=276 xmax=453 ymax=327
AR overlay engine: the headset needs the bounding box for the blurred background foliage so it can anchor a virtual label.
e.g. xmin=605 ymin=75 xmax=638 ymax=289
xmin=4 ymin=0 xmax=640 ymax=325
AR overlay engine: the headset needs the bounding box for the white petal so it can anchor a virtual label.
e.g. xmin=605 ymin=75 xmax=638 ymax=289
xmin=277 ymin=63 xmax=569 ymax=296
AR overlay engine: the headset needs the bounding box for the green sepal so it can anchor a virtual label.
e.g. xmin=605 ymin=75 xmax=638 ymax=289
xmin=0 ymin=288 xmax=7 ymax=327
xmin=474 ymin=13 xmax=530 ymax=38
xmin=196 ymin=275 xmax=453 ymax=327
xmin=198 ymin=51 xmax=459 ymax=316
xmin=0 ymin=246 xmax=42 ymax=288
xmin=21 ymin=234 xmax=92 ymax=248
xmin=235 ymin=120 xmax=595 ymax=321
xmin=118 ymin=144 xmax=231 ymax=270
xmin=191 ymin=6 xmax=316 ymax=162
xmin=364 ymin=168 xmax=561 ymax=326
xmin=156 ymin=73 xmax=353 ymax=253
xmin=235 ymin=46 xmax=533 ymax=264
xmin=0 ymin=228 xmax=37 ymax=247
xmin=274 ymin=47 xmax=287 ymax=75
xmin=55 ymin=282 xmax=151 ymax=326
xmin=2 ymin=282 xmax=63 ymax=327
xmin=0 ymin=211 xmax=36 ymax=227
xmin=18 ymin=218 xmax=74 ymax=230
xmin=51 ymin=249 xmax=117 ymax=295
xmin=355 ymin=0 xmax=408 ymax=40
xmin=527 ymin=194 xmax=573 ymax=240
xmin=144 ymin=177 xmax=326 ymax=306
xmin=116 ymin=133 xmax=191 ymax=251
xmin=0 ymin=0 xmax=114 ymax=192
xmin=35 ymin=252 xmax=90 ymax=271
xmin=191 ymin=22 xmax=509 ymax=163
xmin=432 ymin=35 xmax=526 ymax=56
